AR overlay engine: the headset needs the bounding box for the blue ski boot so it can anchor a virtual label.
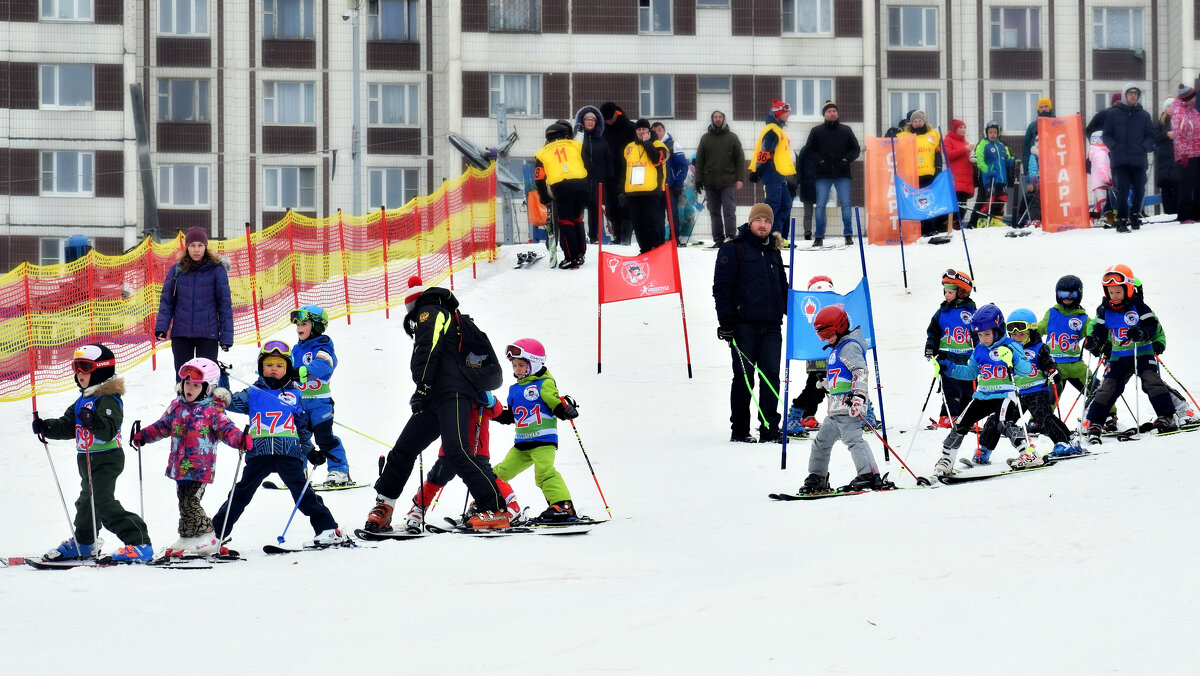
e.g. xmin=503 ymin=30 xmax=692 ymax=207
xmin=786 ymin=407 xmax=805 ymax=436
xmin=44 ymin=538 xmax=101 ymax=561
xmin=972 ymin=447 xmax=994 ymax=465
xmin=108 ymin=543 xmax=154 ymax=563
xmin=1051 ymin=441 xmax=1082 ymax=457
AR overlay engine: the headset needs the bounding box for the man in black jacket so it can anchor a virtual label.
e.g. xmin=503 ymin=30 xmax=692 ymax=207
xmin=1103 ymin=83 xmax=1156 ymax=232
xmin=366 ymin=278 xmax=508 ymax=532
xmin=713 ymin=203 xmax=789 ymax=443
xmin=600 ymin=102 xmax=637 ymax=244
xmin=802 ymin=101 xmax=860 ymax=246
xmin=576 ymin=105 xmax=613 ymax=245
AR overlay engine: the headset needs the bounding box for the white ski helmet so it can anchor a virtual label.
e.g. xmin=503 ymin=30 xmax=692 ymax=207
xmin=807 ymin=275 xmax=834 ymax=292
xmin=505 ymin=338 xmax=546 ymax=373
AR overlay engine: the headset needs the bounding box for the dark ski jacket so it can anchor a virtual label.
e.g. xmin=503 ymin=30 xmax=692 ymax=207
xmin=1022 ymin=108 xmax=1054 ymax=169
xmin=694 ymin=119 xmax=745 ymax=190
xmin=575 ymin=105 xmax=613 ymax=183
xmin=1154 ymin=116 xmax=1182 ymax=183
xmin=712 ymin=224 xmax=788 ymax=328
xmin=406 ymin=287 xmax=475 ymax=400
xmin=602 ymin=105 xmax=637 ymax=185
xmin=802 ymin=120 xmax=860 ymax=179
xmin=1103 ymin=102 xmax=1155 ymax=169
xmin=155 ymin=256 xmax=234 ymax=345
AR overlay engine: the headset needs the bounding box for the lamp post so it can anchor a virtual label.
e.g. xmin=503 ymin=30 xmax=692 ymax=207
xmin=347 ymin=1 xmax=363 ymax=216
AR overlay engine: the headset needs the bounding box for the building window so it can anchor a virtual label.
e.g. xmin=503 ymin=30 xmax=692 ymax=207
xmin=368 ymin=84 xmax=419 ymax=125
xmin=782 ymin=0 xmax=832 ymax=36
xmin=263 ymin=0 xmax=313 ymax=39
xmin=697 ymin=0 xmax=728 ymax=6
xmin=991 ymin=91 xmax=1039 ymax=134
xmin=41 ymin=151 xmax=94 ymax=196
xmin=41 ymin=0 xmax=92 ymax=21
xmin=1093 ymin=8 xmax=1143 ymax=50
xmin=157 ymin=79 xmax=210 ymax=122
xmin=990 ymin=7 xmax=1040 ymax=49
xmin=489 ymin=0 xmax=539 ymax=31
xmin=40 ymin=238 xmax=65 ymax=266
xmin=783 ymin=77 xmax=833 ymax=118
xmin=639 ymin=75 xmax=673 ymax=118
xmin=368 ymin=0 xmax=418 ymax=40
xmin=263 ymin=81 xmax=315 ymax=124
xmin=159 ymin=0 xmax=209 ymax=36
xmin=888 ymin=6 xmax=937 ymax=48
xmin=1094 ymin=91 xmax=1119 ymax=116
xmin=264 ymin=167 xmax=315 ymax=210
xmin=488 ymin=73 xmax=541 ymax=117
xmin=369 ymin=168 xmax=419 ymax=209
xmin=697 ymin=76 xmax=731 ymax=93
xmin=40 ymin=64 xmax=94 ymax=109
xmin=638 ymin=0 xmax=671 ymax=34
xmin=889 ymin=91 xmax=939 ymax=128
xmin=158 ymin=165 xmax=210 ymax=208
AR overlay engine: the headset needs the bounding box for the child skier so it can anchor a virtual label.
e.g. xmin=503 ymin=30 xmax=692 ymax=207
xmin=924 ymin=269 xmax=977 ymax=428
xmin=32 ymin=344 xmax=154 ymax=562
xmin=1003 ymin=310 xmax=1082 ymax=457
xmin=797 ymin=306 xmax=891 ymax=494
xmin=1036 ymin=275 xmax=1116 ymax=430
xmin=1081 ymin=266 xmax=1179 ymax=443
xmin=290 ymin=305 xmax=352 ymax=486
xmin=403 ymin=391 xmax=522 ymax=532
xmin=968 ymin=121 xmax=1014 ymax=228
xmin=210 ymin=341 xmax=350 ymax=547
xmin=493 ymin=339 xmax=582 ymax=523
xmin=933 ymin=305 xmax=1040 ymax=475
xmin=131 ymin=358 xmax=250 ymax=557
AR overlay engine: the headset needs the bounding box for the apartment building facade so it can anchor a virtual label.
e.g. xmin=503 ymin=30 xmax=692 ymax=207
xmin=1 ymin=0 xmax=1198 ymax=268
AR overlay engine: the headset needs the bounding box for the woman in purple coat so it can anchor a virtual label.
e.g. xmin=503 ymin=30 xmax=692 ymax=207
xmin=155 ymin=227 xmax=234 ymax=377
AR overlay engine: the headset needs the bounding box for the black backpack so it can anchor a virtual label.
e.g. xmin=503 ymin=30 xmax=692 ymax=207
xmin=455 ymin=312 xmax=503 ymax=391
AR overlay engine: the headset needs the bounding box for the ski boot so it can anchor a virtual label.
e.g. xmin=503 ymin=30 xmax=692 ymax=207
xmin=44 ymin=537 xmax=102 ymax=562
xmin=1152 ymin=415 xmax=1179 ymax=433
xmin=1051 ymin=441 xmax=1083 ymax=457
xmin=404 ymin=504 xmax=425 ymax=534
xmin=839 ymin=472 xmax=894 ymax=492
xmin=730 ymin=431 xmax=757 ymax=444
xmin=785 ymin=407 xmax=806 ymax=436
xmin=759 ymin=428 xmax=784 ymax=444
xmin=323 ymin=470 xmax=351 ymax=487
xmin=465 ymin=509 xmax=511 ymax=530
xmin=163 ymin=536 xmax=189 ymax=558
xmin=533 ymin=500 xmax=579 ymax=524
xmin=1102 ymin=414 xmax=1119 ymax=434
xmin=1115 ymin=218 xmax=1130 ymax=233
xmin=108 ymin=543 xmax=154 ymax=563
xmin=932 ymin=454 xmax=954 ymax=477
xmin=306 ymin=528 xmax=352 ymax=548
xmin=797 ymin=472 xmax=832 ymax=495
xmin=972 ymin=447 xmax=993 ymax=465
xmin=363 ymin=496 xmax=395 ymax=533
xmin=1007 ymin=450 xmax=1046 ymax=469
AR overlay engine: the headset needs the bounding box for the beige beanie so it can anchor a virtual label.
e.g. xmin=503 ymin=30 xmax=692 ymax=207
xmin=748 ymin=203 xmax=773 ymax=225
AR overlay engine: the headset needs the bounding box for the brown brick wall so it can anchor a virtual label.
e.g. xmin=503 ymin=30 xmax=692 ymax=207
xmin=95 ymin=0 xmax=122 ymax=24
xmin=8 ymin=62 xmax=37 ymax=110
xmin=367 ymin=41 xmax=420 ymax=70
xmin=572 ymin=0 xmax=636 ymax=34
xmin=156 ymin=122 xmax=212 ymax=153
xmin=543 ymin=0 xmax=568 ymax=33
xmin=834 ymin=0 xmax=862 ymax=38
xmin=262 ymin=40 xmax=317 ymax=69
xmin=95 ymin=64 xmax=124 ymax=112
xmin=674 ymin=0 xmax=695 ymax=36
xmin=366 ymin=127 xmax=422 ymax=155
xmin=543 ymin=72 xmax=570 ymax=119
xmin=462 ymin=0 xmax=487 ymax=31
xmin=887 ymin=51 xmax=940 ymax=79
xmin=674 ymin=74 xmax=696 ymax=120
xmin=731 ymin=0 xmax=781 ymax=37
xmin=1093 ymin=50 xmax=1147 ymax=81
xmin=462 ymin=71 xmax=489 ymax=117
xmin=7 ymin=0 xmax=38 ymax=22
xmin=990 ymin=50 xmax=1043 ymax=79
xmin=572 ymin=73 xmax=637 ymax=117
xmin=158 ymin=210 xmax=212 ymax=236
xmin=94 ymin=150 xmax=124 ymax=198
xmin=8 ymin=148 xmax=38 ymax=196
xmin=157 ymin=37 xmax=212 ymax=68
xmin=262 ymin=126 xmax=317 ymax=154
xmin=834 ymin=76 xmax=863 ymax=123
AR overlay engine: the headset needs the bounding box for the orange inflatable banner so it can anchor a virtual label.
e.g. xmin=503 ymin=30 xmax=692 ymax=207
xmin=1038 ymin=115 xmax=1090 ymax=233
xmin=598 ymin=242 xmax=679 ymax=304
xmin=865 ymin=136 xmax=922 ymax=245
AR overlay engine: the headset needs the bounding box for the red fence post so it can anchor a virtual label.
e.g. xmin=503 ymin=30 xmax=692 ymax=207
xmin=443 ymin=185 xmax=455 ymax=291
xmin=286 ymin=209 xmax=300 ymax=308
xmin=245 ymin=223 xmax=263 ymax=347
xmin=380 ymin=206 xmax=391 ymax=320
xmin=86 ymin=250 xmax=96 ymax=343
xmin=337 ymin=209 xmax=352 ymax=325
xmin=466 ymin=176 xmax=477 ymax=279
xmin=144 ymin=238 xmax=157 ymax=370
xmin=22 ymin=265 xmax=39 ymax=411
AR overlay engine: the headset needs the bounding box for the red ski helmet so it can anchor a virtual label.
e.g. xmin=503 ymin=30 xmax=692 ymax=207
xmin=813 ymin=305 xmax=849 ymax=341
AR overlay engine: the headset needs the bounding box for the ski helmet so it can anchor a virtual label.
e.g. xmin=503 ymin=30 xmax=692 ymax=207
xmin=505 ymin=338 xmax=546 ymax=373
xmin=290 ymin=304 xmax=329 ymax=336
xmin=178 ymin=357 xmax=220 ymax=398
xmin=72 ymin=343 xmax=116 ymax=387
xmin=813 ymin=305 xmax=849 ymax=341
xmin=1055 ymin=274 xmax=1083 ymax=304
xmin=807 ymin=275 xmax=834 ymax=292
xmin=545 ymin=121 xmax=571 ymax=141
xmin=1102 ymin=264 xmax=1136 ymax=299
xmin=257 ymin=340 xmax=297 ymax=387
xmin=942 ymin=269 xmax=973 ymax=295
xmin=1006 ymin=308 xmax=1037 ymax=335
xmin=984 ymin=120 xmax=1001 ymax=136
xmin=969 ymin=304 xmax=1005 ymax=336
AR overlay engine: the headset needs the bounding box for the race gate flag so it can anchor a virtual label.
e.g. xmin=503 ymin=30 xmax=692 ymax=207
xmin=598 ymin=242 xmax=680 ymax=304
xmin=786 ymin=278 xmax=876 ymax=361
xmin=894 ymin=169 xmax=958 ymax=221
xmin=1038 ymin=114 xmax=1089 ymax=233
xmin=864 ymin=136 xmax=922 ymax=245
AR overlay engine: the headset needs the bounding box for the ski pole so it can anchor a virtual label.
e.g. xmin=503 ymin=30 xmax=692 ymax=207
xmin=131 ymin=420 xmax=144 ymax=519
xmin=34 ymin=415 xmax=76 ymax=541
xmin=226 ymin=372 xmax=393 ymax=448
xmin=1156 ymin=355 xmax=1200 ymax=412
xmin=731 ymin=339 xmax=771 ymax=429
xmin=276 ymin=461 xmax=319 ymax=545
xmin=857 ymin=413 xmax=928 ymax=486
xmin=559 ymin=396 xmax=612 ymax=519
xmin=732 ymin=340 xmax=781 ymax=399
xmin=904 ymin=376 xmax=939 ymax=466
xmin=217 ymin=426 xmax=251 ymax=547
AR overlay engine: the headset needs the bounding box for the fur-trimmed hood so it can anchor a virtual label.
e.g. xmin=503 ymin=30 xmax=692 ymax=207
xmin=82 ymin=376 xmax=125 ymax=398
xmin=173 ymin=383 xmax=232 ymax=407
xmin=575 ymin=105 xmax=605 ymax=137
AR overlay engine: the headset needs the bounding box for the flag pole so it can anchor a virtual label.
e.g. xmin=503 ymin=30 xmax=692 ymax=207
xmin=597 ymin=182 xmax=604 ymax=374
xmin=781 ymin=215 xmax=799 ymax=470
xmin=889 ymin=136 xmax=909 ymax=292
xmin=937 ymin=126 xmax=976 ymax=280
xmin=664 ymin=189 xmax=693 ymax=378
xmin=854 ymin=207 xmax=890 ymax=460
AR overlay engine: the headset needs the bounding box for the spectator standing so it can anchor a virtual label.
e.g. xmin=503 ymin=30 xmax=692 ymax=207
xmin=896 ymin=110 xmax=944 ymax=235
xmin=599 ymin=102 xmax=637 ymax=245
xmin=1153 ymin=97 xmax=1180 ymax=217
xmin=1022 ymin=97 xmax=1055 ymax=170
xmin=802 ymin=100 xmax=861 ymax=246
xmin=622 ymin=119 xmax=669 ymax=253
xmin=694 ymin=110 xmax=745 ymax=247
xmin=652 ymin=122 xmax=690 ymax=241
xmin=748 ymin=100 xmax=797 ymax=238
xmin=943 ymin=119 xmax=976 ymax=228
xmin=155 ymin=227 xmax=234 ymax=378
xmin=794 ymin=144 xmax=818 ymax=240
xmin=575 ymin=106 xmax=613 ymax=245
xmin=1171 ymin=85 xmax=1200 ymax=222
xmin=1087 ymin=92 xmax=1122 ymax=136
xmin=1102 ymin=83 xmax=1155 ymax=232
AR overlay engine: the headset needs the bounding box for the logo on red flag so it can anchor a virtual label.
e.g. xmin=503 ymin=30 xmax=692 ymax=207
xmin=599 ymin=243 xmax=679 ymax=304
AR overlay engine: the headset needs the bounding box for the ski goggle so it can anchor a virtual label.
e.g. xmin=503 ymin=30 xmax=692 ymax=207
xmin=1006 ymin=320 xmax=1033 ymax=334
xmin=1056 ymin=289 xmax=1080 ymax=300
xmin=260 ymin=340 xmax=292 ymax=359
xmin=1102 ymin=271 xmax=1133 ymax=286
xmin=290 ymin=309 xmax=320 ymax=324
xmin=72 ymin=358 xmax=114 ymax=374
xmin=178 ymin=364 xmax=207 ymax=383
xmin=505 ymin=344 xmax=534 ymax=361
xmin=942 ymin=269 xmax=972 ymax=289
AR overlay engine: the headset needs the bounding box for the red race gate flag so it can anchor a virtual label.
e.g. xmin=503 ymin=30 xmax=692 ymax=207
xmin=1038 ymin=114 xmax=1090 ymax=233
xmin=598 ymin=242 xmax=679 ymax=303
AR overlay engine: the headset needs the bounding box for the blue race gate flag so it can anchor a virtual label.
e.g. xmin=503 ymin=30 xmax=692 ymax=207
xmin=786 ymin=278 xmax=876 ymax=360
xmin=894 ymin=169 xmax=958 ymax=221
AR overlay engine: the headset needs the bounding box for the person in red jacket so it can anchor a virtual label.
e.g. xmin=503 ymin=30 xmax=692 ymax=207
xmin=402 ymin=391 xmax=520 ymax=532
xmin=943 ymin=119 xmax=976 ymax=230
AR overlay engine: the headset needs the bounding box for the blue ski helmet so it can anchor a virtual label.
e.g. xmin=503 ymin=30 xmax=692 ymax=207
xmin=290 ymin=304 xmax=329 ymax=335
xmin=969 ymin=304 xmax=1005 ymax=335
xmin=1006 ymin=308 xmax=1037 ymax=336
xmin=1055 ymin=274 xmax=1083 ymax=304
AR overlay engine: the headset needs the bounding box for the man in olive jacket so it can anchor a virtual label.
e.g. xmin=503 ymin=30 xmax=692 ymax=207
xmin=694 ymin=110 xmax=745 ymax=246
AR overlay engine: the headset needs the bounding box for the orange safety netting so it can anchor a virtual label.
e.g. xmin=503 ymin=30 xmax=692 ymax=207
xmin=0 ymin=166 xmax=497 ymax=404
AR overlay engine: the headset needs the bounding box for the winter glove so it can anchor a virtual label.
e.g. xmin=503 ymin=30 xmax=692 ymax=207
xmin=748 ymin=171 xmax=759 ymax=183
xmin=1082 ymin=333 xmax=1101 ymax=355
xmin=31 ymin=414 xmax=47 ymax=438
xmin=717 ymin=325 xmax=735 ymax=342
xmin=554 ymin=395 xmax=580 ymax=420
xmin=847 ymin=393 xmax=866 ymax=418
xmin=77 ymin=407 xmax=98 ymax=431
xmin=924 ymin=345 xmax=939 ymax=359
xmin=155 ymin=331 xmax=167 ymax=341
xmin=130 ymin=430 xmax=145 ymax=448
xmin=494 ymin=408 xmax=515 ymax=425
xmin=307 ymin=448 xmax=327 ymax=467
xmin=1125 ymin=326 xmax=1147 ymax=343
xmin=220 ymin=343 xmax=231 ymax=352
xmin=995 ymin=347 xmax=1014 ymax=368
xmin=240 ymin=425 xmax=253 ymax=452
xmin=1153 ymin=341 xmax=1165 ymax=355
xmin=297 ymin=366 xmax=308 ymax=384
xmin=410 ymin=383 xmax=432 ymax=415
xmin=477 ymin=391 xmax=497 ymax=408
xmin=694 ymin=183 xmax=704 ymax=194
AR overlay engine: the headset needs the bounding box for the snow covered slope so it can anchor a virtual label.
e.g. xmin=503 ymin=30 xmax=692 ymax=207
xmin=3 ymin=223 xmax=1198 ymax=674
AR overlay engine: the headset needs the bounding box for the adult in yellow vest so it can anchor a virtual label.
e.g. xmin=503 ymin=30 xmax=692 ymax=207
xmin=896 ymin=110 xmax=946 ymax=235
xmin=534 ymin=121 xmax=590 ymax=269
xmin=748 ymin=100 xmax=797 ymax=237
xmin=622 ymin=118 xmax=669 ymax=253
